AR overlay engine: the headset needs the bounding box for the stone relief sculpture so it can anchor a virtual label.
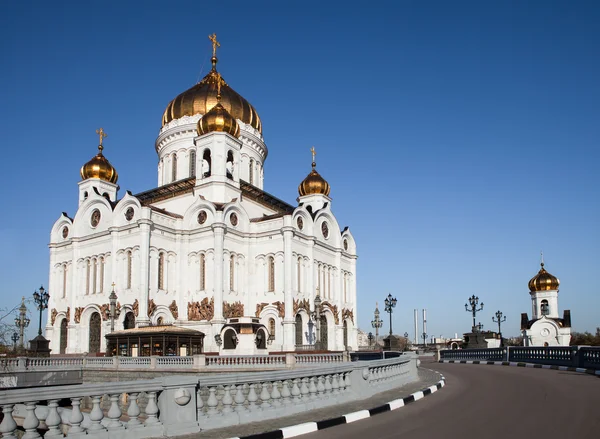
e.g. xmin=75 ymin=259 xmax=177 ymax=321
xmin=169 ymin=300 xmax=179 ymax=320
xmin=74 ymin=307 xmax=84 ymax=324
xmin=273 ymin=301 xmax=285 ymax=319
xmin=188 ymin=297 xmax=214 ymax=321
xmin=255 ymin=302 xmax=269 ymax=317
xmin=148 ymin=299 xmax=157 ymax=317
xmin=66 ymin=307 xmax=70 ymax=323
xmin=293 ymin=298 xmax=310 ymax=316
xmin=342 ymin=308 xmax=354 ymax=324
xmin=50 ymin=308 xmax=57 ymax=326
xmin=321 ymin=301 xmax=339 ymax=325
xmin=223 ymin=301 xmax=244 ymax=318
xmin=132 ymin=299 xmax=139 ymax=317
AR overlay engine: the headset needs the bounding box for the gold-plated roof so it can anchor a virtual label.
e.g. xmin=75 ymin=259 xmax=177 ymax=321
xmin=298 ymin=147 xmax=330 ymax=197
xmin=528 ymin=262 xmax=560 ymax=292
xmin=161 ymin=35 xmax=261 ymax=132
xmin=80 ymin=129 xmax=118 ymax=184
xmin=197 ymin=74 xmax=240 ymax=137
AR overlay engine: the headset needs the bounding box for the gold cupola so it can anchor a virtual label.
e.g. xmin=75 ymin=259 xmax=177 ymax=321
xmin=162 ymin=34 xmax=262 ymax=133
xmin=298 ymin=147 xmax=331 ymax=197
xmin=80 ymin=128 xmax=118 ymax=184
xmin=528 ymin=262 xmax=560 ymax=292
xmin=197 ymin=73 xmax=240 ymax=138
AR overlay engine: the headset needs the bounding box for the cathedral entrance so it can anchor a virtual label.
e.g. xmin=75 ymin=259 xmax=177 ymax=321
xmin=295 ymin=314 xmax=303 ymax=346
xmin=60 ymin=319 xmax=68 ymax=354
xmin=89 ymin=312 xmax=101 ymax=354
xmin=320 ymin=315 xmax=328 ymax=350
xmin=343 ymin=320 xmax=348 ymax=350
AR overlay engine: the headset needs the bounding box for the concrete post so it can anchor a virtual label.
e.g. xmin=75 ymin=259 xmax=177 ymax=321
xmin=193 ymin=355 xmax=206 ymax=370
xmin=285 ymin=353 xmax=296 ymax=368
xmin=150 ymin=357 xmax=157 ymax=369
xmin=158 ymin=376 xmax=201 ymax=436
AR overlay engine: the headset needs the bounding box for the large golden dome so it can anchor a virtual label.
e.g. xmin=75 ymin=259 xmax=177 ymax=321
xmin=80 ymin=144 xmax=118 ymax=184
xmin=197 ymin=99 xmax=240 ymax=137
xmin=528 ymin=262 xmax=560 ymax=292
xmin=298 ymin=162 xmax=330 ymax=197
xmin=162 ymin=66 xmax=262 ymax=133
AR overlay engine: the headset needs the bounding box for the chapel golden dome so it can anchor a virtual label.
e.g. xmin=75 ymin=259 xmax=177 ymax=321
xmin=197 ymin=100 xmax=240 ymax=138
xmin=528 ymin=262 xmax=560 ymax=292
xmin=80 ymin=129 xmax=118 ymax=184
xmin=161 ymin=35 xmax=262 ymax=133
xmin=298 ymin=147 xmax=330 ymax=197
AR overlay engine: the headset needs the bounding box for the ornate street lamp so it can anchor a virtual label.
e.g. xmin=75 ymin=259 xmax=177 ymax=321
xmin=492 ymin=310 xmax=506 ymax=335
xmin=33 ymin=286 xmax=50 ymax=336
xmin=109 ymin=284 xmax=118 ymax=332
xmin=404 ymin=332 xmax=409 ymax=338
xmin=367 ymin=332 xmax=374 ymax=348
xmin=422 ymin=332 xmax=428 ymax=346
xmin=384 ymin=294 xmax=397 ymax=337
xmin=313 ymin=291 xmax=322 ymax=350
xmin=465 ymin=295 xmax=483 ymax=332
xmin=371 ymin=302 xmax=383 ymax=347
xmin=11 ymin=332 xmax=19 ymax=351
xmin=14 ymin=297 xmax=30 ymax=350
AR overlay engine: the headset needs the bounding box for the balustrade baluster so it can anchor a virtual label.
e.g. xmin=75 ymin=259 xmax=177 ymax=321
xmin=69 ymin=397 xmax=85 ymax=434
xmin=324 ymin=375 xmax=332 ymax=395
xmin=300 ymin=377 xmax=310 ymax=402
xmin=222 ymin=386 xmax=234 ymax=414
xmin=317 ymin=376 xmax=325 ymax=397
xmin=344 ymin=372 xmax=352 ymax=392
xmin=260 ymin=382 xmax=271 ymax=408
xmin=291 ymin=379 xmax=302 ymax=402
xmin=107 ymin=394 xmax=123 ymax=429
xmin=88 ymin=395 xmax=105 ymax=431
xmin=331 ymin=374 xmax=340 ymax=394
xmin=0 ymin=404 xmax=18 ymax=439
xmin=207 ymin=387 xmax=219 ymax=415
xmin=309 ymin=377 xmax=318 ymax=399
xmin=44 ymin=400 xmax=62 ymax=438
xmin=280 ymin=380 xmax=292 ymax=405
xmin=234 ymin=384 xmax=246 ymax=412
xmin=21 ymin=401 xmax=41 ymax=439
xmin=145 ymin=391 xmax=160 ymax=425
xmin=271 ymin=381 xmax=282 ymax=406
xmin=127 ymin=392 xmax=142 ymax=428
xmin=247 ymin=383 xmax=259 ymax=411
xmin=197 ymin=388 xmax=205 ymax=418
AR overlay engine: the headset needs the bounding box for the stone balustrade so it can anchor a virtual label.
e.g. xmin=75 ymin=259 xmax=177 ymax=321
xmin=0 ymin=354 xmax=418 ymax=439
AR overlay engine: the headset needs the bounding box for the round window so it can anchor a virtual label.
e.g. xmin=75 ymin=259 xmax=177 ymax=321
xmin=62 ymin=226 xmax=69 ymax=239
xmin=297 ymin=217 xmax=304 ymax=230
xmin=125 ymin=207 xmax=134 ymax=221
xmin=197 ymin=210 xmax=207 ymax=225
xmin=321 ymin=222 xmax=329 ymax=239
xmin=90 ymin=209 xmax=101 ymax=228
xmin=343 ymin=239 xmax=348 ymax=251
xmin=230 ymin=213 xmax=238 ymax=226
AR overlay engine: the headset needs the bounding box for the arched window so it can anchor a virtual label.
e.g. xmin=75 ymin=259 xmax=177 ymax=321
xmin=85 ymin=259 xmax=90 ymax=295
xmin=189 ymin=149 xmax=196 ymax=177
xmin=202 ymin=149 xmax=211 ymax=177
xmin=199 ymin=254 xmax=206 ymax=291
xmin=89 ymin=312 xmax=101 ymax=354
xmin=297 ymin=257 xmax=302 ymax=293
xmin=249 ymin=158 xmax=254 ymax=185
xmin=126 ymin=251 xmax=132 ymax=290
xmin=320 ymin=315 xmax=328 ymax=350
xmin=256 ymin=329 xmax=266 ymax=349
xmin=269 ymin=318 xmax=276 ymax=339
xmin=343 ymin=320 xmax=348 ymax=350
xmin=230 ymin=254 xmax=235 ymax=291
xmin=343 ymin=272 xmax=347 ymax=303
xmin=226 ymin=151 xmax=234 ymax=180
xmin=541 ymin=300 xmax=549 ymax=316
xmin=171 ymin=153 xmax=177 ymax=182
xmin=224 ymin=329 xmax=237 ymax=349
xmin=295 ymin=314 xmax=303 ymax=346
xmin=268 ymin=256 xmax=275 ymax=292
xmin=60 ymin=319 xmax=68 ymax=354
xmin=92 ymin=258 xmax=97 ymax=294
xmin=158 ymin=253 xmax=165 ymax=290
xmin=99 ymin=257 xmax=104 ymax=294
xmin=62 ymin=264 xmax=68 ymax=298
xmin=124 ymin=312 xmax=135 ymax=330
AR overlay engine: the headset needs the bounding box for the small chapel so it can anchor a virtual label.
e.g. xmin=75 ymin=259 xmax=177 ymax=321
xmin=521 ymin=257 xmax=571 ymax=346
xmin=45 ymin=35 xmax=358 ymax=356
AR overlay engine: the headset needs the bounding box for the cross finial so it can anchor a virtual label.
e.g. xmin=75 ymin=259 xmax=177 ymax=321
xmin=310 ymin=146 xmax=316 ymax=168
xmin=540 ymin=251 xmax=544 ymax=267
xmin=111 ymin=282 xmax=116 ymax=290
xmin=209 ymin=33 xmax=220 ymax=69
xmin=96 ymin=128 xmax=107 ymax=151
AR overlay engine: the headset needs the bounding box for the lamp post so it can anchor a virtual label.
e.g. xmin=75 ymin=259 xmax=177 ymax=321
xmin=11 ymin=332 xmax=19 ymax=352
xmin=313 ymin=291 xmax=322 ymax=350
xmin=371 ymin=302 xmax=383 ymax=347
xmin=109 ymin=284 xmax=118 ymax=332
xmin=367 ymin=332 xmax=374 ymax=348
xmin=14 ymin=297 xmax=30 ymax=350
xmin=492 ymin=310 xmax=506 ymax=335
xmin=33 ymin=286 xmax=50 ymax=336
xmin=465 ymin=295 xmax=483 ymax=332
xmin=422 ymin=332 xmax=428 ymax=346
xmin=384 ymin=294 xmax=397 ymax=337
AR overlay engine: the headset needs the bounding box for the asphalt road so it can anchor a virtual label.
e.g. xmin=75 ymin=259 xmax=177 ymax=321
xmin=303 ymin=360 xmax=600 ymax=439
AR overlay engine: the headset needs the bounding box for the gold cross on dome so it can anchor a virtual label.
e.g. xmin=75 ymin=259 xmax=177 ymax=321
xmin=111 ymin=282 xmax=116 ymax=290
xmin=310 ymin=146 xmax=316 ymax=163
xmin=209 ymin=33 xmax=220 ymax=57
xmin=96 ymin=128 xmax=107 ymax=147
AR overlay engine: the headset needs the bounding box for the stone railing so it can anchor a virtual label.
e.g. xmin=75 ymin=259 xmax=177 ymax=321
xmin=0 ymin=353 xmax=418 ymax=439
xmin=439 ymin=346 xmax=600 ymax=369
xmin=1 ymin=353 xmax=346 ymax=374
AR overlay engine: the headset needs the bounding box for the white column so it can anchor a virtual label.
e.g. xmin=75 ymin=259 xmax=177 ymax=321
xmin=137 ymin=219 xmax=151 ymax=325
xmin=282 ymin=224 xmax=295 ymax=351
xmin=212 ymin=224 xmax=225 ymax=321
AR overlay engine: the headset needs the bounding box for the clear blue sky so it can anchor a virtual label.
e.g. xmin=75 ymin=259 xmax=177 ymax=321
xmin=1 ymin=1 xmax=598 ymax=343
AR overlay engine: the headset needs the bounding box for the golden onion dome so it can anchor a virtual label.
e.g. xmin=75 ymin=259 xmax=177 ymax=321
xmin=528 ymin=262 xmax=560 ymax=292
xmin=80 ymin=144 xmax=118 ymax=184
xmin=298 ymin=161 xmax=330 ymax=197
xmin=197 ymin=99 xmax=240 ymax=137
xmin=162 ymin=66 xmax=261 ymax=133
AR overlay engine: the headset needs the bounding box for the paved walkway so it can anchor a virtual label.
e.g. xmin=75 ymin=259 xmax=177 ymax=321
xmin=189 ymin=366 xmax=442 ymax=439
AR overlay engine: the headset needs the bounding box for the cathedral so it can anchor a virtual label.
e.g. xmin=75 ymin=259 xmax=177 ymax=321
xmin=45 ymin=35 xmax=358 ymax=355
xmin=521 ymin=258 xmax=571 ymax=346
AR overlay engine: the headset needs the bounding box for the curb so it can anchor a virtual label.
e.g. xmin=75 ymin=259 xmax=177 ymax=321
xmin=439 ymin=359 xmax=600 ymax=376
xmin=227 ymin=375 xmax=446 ymax=439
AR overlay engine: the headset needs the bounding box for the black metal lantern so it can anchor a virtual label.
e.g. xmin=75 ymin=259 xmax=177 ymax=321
xmin=33 ymin=286 xmax=50 ymax=336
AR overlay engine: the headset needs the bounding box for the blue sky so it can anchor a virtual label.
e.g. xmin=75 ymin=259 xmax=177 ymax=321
xmin=1 ymin=1 xmax=598 ymax=343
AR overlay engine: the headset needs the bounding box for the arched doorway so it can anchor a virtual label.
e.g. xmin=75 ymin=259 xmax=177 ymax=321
xmin=343 ymin=320 xmax=348 ymax=350
xmin=256 ymin=329 xmax=266 ymax=349
xmin=224 ymin=329 xmax=237 ymax=350
xmin=89 ymin=312 xmax=101 ymax=354
xmin=320 ymin=315 xmax=328 ymax=350
xmin=295 ymin=314 xmax=303 ymax=346
xmin=124 ymin=312 xmax=135 ymax=330
xmin=60 ymin=319 xmax=68 ymax=354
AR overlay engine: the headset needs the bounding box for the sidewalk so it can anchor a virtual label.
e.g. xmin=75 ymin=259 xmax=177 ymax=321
xmin=189 ymin=366 xmax=442 ymax=439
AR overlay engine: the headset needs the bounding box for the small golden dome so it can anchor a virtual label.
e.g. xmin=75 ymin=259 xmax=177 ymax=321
xmin=528 ymin=263 xmax=560 ymax=292
xmin=298 ymin=161 xmax=330 ymax=197
xmin=162 ymin=69 xmax=261 ymax=133
xmin=197 ymin=100 xmax=240 ymax=137
xmin=80 ymin=144 xmax=118 ymax=184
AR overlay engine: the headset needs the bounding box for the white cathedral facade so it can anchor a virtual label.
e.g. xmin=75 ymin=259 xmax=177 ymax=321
xmin=45 ymin=38 xmax=358 ymax=355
